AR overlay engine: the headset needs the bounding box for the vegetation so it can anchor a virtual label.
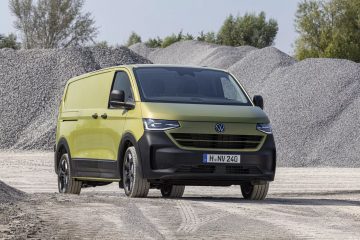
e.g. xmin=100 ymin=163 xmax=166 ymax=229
xmin=197 ymin=31 xmax=217 ymax=44
xmin=145 ymin=37 xmax=163 ymax=48
xmin=131 ymin=12 xmax=278 ymax=49
xmin=295 ymin=0 xmax=360 ymax=62
xmin=126 ymin=32 xmax=141 ymax=47
xmin=217 ymin=12 xmax=278 ymax=48
xmin=0 ymin=33 xmax=21 ymax=49
xmin=9 ymin=0 xmax=97 ymax=49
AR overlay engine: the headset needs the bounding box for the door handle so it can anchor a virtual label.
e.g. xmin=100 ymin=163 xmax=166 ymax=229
xmin=92 ymin=113 xmax=98 ymax=119
xmin=101 ymin=113 xmax=107 ymax=119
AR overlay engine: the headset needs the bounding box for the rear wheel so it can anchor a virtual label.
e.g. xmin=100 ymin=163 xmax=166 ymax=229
xmin=123 ymin=146 xmax=150 ymax=198
xmin=57 ymin=153 xmax=82 ymax=194
xmin=241 ymin=182 xmax=269 ymax=200
xmin=160 ymin=185 xmax=185 ymax=198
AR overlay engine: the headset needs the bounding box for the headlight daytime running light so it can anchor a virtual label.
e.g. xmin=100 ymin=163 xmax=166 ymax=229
xmin=256 ymin=123 xmax=272 ymax=134
xmin=143 ymin=118 xmax=180 ymax=131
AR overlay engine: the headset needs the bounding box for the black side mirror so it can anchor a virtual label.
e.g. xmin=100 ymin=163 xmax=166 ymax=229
xmin=110 ymin=89 xmax=125 ymax=103
xmin=109 ymin=90 xmax=135 ymax=110
xmin=253 ymin=95 xmax=264 ymax=110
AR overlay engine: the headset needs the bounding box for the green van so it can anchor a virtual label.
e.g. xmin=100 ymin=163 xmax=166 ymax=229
xmin=55 ymin=65 xmax=276 ymax=200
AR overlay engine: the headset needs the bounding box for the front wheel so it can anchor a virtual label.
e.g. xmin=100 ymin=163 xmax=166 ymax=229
xmin=57 ymin=153 xmax=82 ymax=194
xmin=160 ymin=185 xmax=185 ymax=198
xmin=123 ymin=146 xmax=150 ymax=198
xmin=241 ymin=182 xmax=269 ymax=200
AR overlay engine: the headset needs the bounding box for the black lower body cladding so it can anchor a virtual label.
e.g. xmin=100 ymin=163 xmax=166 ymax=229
xmin=137 ymin=131 xmax=276 ymax=186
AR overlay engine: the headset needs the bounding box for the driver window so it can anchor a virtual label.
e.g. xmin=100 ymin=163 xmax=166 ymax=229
xmin=112 ymin=71 xmax=133 ymax=102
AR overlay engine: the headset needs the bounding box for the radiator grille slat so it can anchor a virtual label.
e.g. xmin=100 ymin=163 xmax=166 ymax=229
xmin=171 ymin=133 xmax=263 ymax=149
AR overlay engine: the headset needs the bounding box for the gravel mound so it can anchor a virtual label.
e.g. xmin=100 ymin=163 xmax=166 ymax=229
xmin=132 ymin=41 xmax=360 ymax=167
xmin=131 ymin=40 xmax=256 ymax=69
xmin=0 ymin=181 xmax=25 ymax=203
xmin=262 ymin=59 xmax=360 ymax=167
xmin=0 ymin=47 xmax=151 ymax=150
xmin=228 ymin=47 xmax=297 ymax=95
xmin=129 ymin=42 xmax=159 ymax=59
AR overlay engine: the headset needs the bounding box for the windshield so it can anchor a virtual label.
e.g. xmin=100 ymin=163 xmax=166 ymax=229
xmin=133 ymin=67 xmax=251 ymax=106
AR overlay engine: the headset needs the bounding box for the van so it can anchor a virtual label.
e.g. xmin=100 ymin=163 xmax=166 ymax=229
xmin=55 ymin=65 xmax=276 ymax=200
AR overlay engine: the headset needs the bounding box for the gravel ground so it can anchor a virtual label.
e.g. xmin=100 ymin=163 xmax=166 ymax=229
xmin=1 ymin=152 xmax=360 ymax=239
xmin=130 ymin=41 xmax=360 ymax=167
xmin=0 ymin=47 xmax=151 ymax=151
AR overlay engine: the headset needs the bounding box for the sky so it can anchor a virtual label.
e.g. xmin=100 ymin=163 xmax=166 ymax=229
xmin=0 ymin=0 xmax=300 ymax=54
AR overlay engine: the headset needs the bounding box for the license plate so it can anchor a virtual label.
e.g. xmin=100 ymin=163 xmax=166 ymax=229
xmin=203 ymin=154 xmax=241 ymax=164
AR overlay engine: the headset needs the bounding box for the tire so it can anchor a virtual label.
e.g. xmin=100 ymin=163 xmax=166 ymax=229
xmin=57 ymin=153 xmax=82 ymax=194
xmin=160 ymin=185 xmax=185 ymax=198
xmin=241 ymin=182 xmax=269 ymax=200
xmin=123 ymin=146 xmax=150 ymax=198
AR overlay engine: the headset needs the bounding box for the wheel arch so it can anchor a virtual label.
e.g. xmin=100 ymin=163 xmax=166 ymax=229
xmin=55 ymin=138 xmax=71 ymax=174
xmin=118 ymin=132 xmax=142 ymax=179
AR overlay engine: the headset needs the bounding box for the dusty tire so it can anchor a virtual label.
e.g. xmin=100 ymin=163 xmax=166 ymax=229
xmin=123 ymin=146 xmax=150 ymax=198
xmin=57 ymin=153 xmax=82 ymax=194
xmin=241 ymin=182 xmax=269 ymax=200
xmin=160 ymin=185 xmax=185 ymax=198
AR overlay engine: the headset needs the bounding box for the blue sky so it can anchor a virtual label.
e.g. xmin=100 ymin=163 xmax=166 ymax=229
xmin=0 ymin=0 xmax=300 ymax=54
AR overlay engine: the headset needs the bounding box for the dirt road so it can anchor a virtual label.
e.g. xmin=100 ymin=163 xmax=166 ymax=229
xmin=1 ymin=152 xmax=360 ymax=239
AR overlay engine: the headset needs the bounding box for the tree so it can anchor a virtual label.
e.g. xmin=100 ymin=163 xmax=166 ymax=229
xmin=9 ymin=0 xmax=97 ymax=49
xmin=0 ymin=33 xmax=21 ymax=49
xmin=217 ymin=15 xmax=236 ymax=46
xmin=197 ymin=31 xmax=217 ymax=44
xmin=161 ymin=31 xmax=181 ymax=48
xmin=217 ymin=12 xmax=278 ymax=48
xmin=145 ymin=37 xmax=163 ymax=48
xmin=295 ymin=0 xmax=360 ymax=62
xmin=126 ymin=32 xmax=141 ymax=47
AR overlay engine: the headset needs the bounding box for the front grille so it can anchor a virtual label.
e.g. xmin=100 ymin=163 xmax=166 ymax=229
xmin=170 ymin=133 xmax=263 ymax=150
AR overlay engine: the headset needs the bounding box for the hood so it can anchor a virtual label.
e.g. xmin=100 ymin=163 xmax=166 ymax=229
xmin=140 ymin=102 xmax=269 ymax=123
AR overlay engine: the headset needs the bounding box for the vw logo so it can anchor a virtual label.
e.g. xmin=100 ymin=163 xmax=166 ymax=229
xmin=215 ymin=123 xmax=225 ymax=133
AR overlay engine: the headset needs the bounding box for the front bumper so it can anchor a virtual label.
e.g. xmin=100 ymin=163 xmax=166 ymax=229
xmin=137 ymin=131 xmax=276 ymax=186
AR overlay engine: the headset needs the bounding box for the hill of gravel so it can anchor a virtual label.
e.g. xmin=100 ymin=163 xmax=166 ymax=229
xmin=0 ymin=181 xmax=25 ymax=203
xmin=131 ymin=41 xmax=360 ymax=167
xmin=0 ymin=46 xmax=151 ymax=150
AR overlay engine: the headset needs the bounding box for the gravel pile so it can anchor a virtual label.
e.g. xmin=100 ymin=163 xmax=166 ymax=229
xmin=130 ymin=40 xmax=257 ymax=69
xmin=131 ymin=41 xmax=360 ymax=167
xmin=0 ymin=46 xmax=151 ymax=150
xmin=0 ymin=180 xmax=25 ymax=203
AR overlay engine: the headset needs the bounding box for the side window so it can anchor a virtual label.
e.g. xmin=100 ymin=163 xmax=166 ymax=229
xmin=112 ymin=71 xmax=133 ymax=102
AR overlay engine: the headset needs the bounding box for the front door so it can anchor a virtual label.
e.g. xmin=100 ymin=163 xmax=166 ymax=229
xmin=98 ymin=70 xmax=134 ymax=161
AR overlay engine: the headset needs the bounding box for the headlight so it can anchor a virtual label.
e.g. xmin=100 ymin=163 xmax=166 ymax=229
xmin=256 ymin=123 xmax=272 ymax=134
xmin=143 ymin=119 xmax=180 ymax=131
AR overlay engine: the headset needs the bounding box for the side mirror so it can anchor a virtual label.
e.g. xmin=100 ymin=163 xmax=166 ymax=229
xmin=109 ymin=90 xmax=135 ymax=110
xmin=253 ymin=95 xmax=264 ymax=110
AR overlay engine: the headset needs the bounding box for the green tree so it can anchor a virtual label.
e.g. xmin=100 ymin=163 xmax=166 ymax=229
xmin=161 ymin=31 xmax=183 ymax=48
xmin=197 ymin=31 xmax=217 ymax=44
xmin=9 ymin=0 xmax=97 ymax=49
xmin=126 ymin=32 xmax=142 ymax=46
xmin=295 ymin=0 xmax=360 ymax=62
xmin=145 ymin=37 xmax=163 ymax=48
xmin=0 ymin=33 xmax=21 ymax=49
xmin=183 ymin=33 xmax=194 ymax=40
xmin=217 ymin=15 xmax=236 ymax=46
xmin=217 ymin=12 xmax=278 ymax=48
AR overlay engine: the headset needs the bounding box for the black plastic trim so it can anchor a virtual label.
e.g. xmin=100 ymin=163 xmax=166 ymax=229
xmin=71 ymin=158 xmax=120 ymax=179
